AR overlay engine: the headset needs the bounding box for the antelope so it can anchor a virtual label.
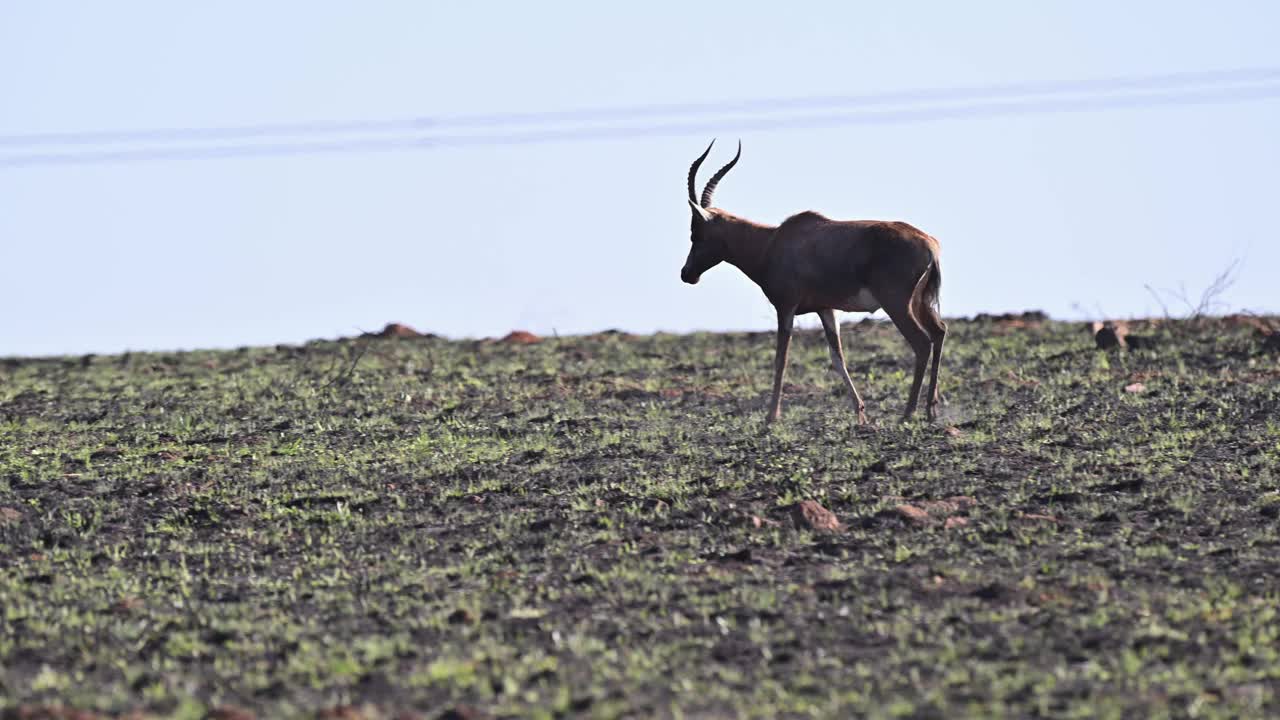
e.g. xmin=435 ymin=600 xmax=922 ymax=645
xmin=681 ymin=140 xmax=946 ymax=424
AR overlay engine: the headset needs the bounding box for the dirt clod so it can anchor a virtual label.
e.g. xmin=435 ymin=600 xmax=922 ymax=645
xmin=437 ymin=706 xmax=492 ymax=720
xmin=1091 ymin=321 xmax=1159 ymax=351
xmin=3 ymin=707 xmax=106 ymax=720
xmin=206 ymin=707 xmax=256 ymax=720
xmin=89 ymin=446 xmax=121 ymax=460
xmin=365 ymin=323 xmax=424 ymax=339
xmin=1264 ymin=333 xmax=1280 ymax=353
xmin=786 ymin=500 xmax=842 ymax=532
xmin=317 ymin=706 xmax=372 ymax=720
xmin=974 ymin=310 xmax=1048 ymax=324
xmin=111 ymin=596 xmax=144 ymax=614
xmin=895 ymin=505 xmax=932 ymax=525
xmin=917 ymin=496 xmax=976 ymax=515
xmin=895 ymin=496 xmax=976 ymax=526
xmin=500 ymin=330 xmax=541 ymax=344
xmin=1092 ymin=322 xmax=1128 ymax=350
xmin=751 ymin=514 xmax=781 ymax=529
xmin=446 ymin=609 xmax=477 ymax=625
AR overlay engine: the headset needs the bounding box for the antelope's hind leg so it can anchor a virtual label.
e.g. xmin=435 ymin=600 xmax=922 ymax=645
xmin=878 ymin=295 xmax=933 ymax=421
xmin=919 ymin=305 xmax=947 ymax=421
xmin=817 ymin=309 xmax=868 ymax=424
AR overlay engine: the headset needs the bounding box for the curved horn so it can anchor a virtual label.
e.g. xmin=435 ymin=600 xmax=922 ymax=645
xmin=700 ymin=140 xmax=741 ymax=208
xmin=687 ymin=139 xmax=715 ymax=206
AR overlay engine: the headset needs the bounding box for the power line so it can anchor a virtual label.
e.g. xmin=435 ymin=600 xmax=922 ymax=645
xmin=2 ymin=78 xmax=1278 ymax=168
xmin=436 ymin=65 xmax=1280 ymax=127
xmin=3 ymin=66 xmax=1279 ymax=148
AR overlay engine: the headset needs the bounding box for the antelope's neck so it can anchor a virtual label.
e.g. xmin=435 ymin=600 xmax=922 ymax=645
xmin=720 ymin=217 xmax=777 ymax=289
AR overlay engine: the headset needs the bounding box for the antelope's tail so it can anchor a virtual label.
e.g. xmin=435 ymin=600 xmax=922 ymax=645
xmin=908 ymin=255 xmax=943 ymax=327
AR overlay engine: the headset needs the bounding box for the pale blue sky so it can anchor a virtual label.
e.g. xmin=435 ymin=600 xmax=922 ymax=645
xmin=2 ymin=2 xmax=1278 ymax=356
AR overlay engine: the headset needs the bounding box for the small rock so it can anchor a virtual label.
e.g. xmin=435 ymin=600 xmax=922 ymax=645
xmin=944 ymin=516 xmax=969 ymax=529
xmin=0 ymin=507 xmax=22 ymax=525
xmin=787 ymin=500 xmax=842 ymax=532
xmin=1124 ymin=382 xmax=1146 ymax=394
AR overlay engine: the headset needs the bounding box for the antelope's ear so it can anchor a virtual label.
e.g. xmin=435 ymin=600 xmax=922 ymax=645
xmin=688 ymin=198 xmax=712 ymax=222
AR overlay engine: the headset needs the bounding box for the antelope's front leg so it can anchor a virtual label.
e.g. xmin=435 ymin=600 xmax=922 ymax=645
xmin=817 ymin=309 xmax=868 ymax=425
xmin=766 ymin=307 xmax=796 ymax=423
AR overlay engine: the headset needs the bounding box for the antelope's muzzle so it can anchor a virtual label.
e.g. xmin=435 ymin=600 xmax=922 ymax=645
xmin=680 ymin=266 xmax=700 ymax=284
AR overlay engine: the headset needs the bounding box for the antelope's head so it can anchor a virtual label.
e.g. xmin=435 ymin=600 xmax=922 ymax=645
xmin=681 ymin=139 xmax=741 ymax=284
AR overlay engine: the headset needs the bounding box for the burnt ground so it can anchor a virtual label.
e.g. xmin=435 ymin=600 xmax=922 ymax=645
xmin=1 ymin=316 xmax=1279 ymax=718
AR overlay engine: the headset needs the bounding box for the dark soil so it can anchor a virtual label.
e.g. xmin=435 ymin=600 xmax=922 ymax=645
xmin=1 ymin=317 xmax=1278 ymax=718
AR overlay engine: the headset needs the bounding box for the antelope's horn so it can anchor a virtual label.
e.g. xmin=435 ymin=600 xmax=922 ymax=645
xmin=687 ymin=139 xmax=715 ymax=206
xmin=700 ymin=140 xmax=741 ymax=209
